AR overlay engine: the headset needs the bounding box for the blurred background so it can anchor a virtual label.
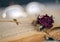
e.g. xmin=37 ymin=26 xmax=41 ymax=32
xmin=0 ymin=0 xmax=60 ymax=16
xmin=0 ymin=0 xmax=60 ymax=7
xmin=0 ymin=0 xmax=60 ymax=21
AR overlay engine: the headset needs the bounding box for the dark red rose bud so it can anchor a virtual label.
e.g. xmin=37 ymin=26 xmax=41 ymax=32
xmin=36 ymin=14 xmax=54 ymax=28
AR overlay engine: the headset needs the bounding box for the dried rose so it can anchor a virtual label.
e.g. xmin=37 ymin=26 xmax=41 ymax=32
xmin=36 ymin=14 xmax=54 ymax=29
